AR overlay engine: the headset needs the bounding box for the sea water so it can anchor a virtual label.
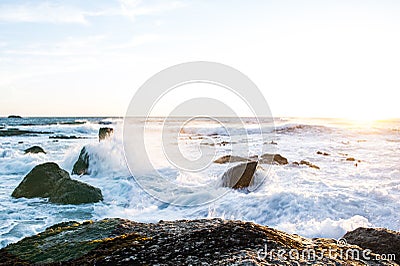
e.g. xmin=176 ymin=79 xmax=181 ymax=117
xmin=0 ymin=116 xmax=399 ymax=248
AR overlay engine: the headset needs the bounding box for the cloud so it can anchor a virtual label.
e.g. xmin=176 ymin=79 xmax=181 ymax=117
xmin=0 ymin=1 xmax=186 ymax=24
xmin=0 ymin=2 xmax=89 ymax=24
xmin=118 ymin=0 xmax=186 ymax=20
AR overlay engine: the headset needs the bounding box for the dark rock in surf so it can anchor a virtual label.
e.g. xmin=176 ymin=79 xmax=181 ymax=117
xmin=7 ymin=115 xmax=22 ymax=119
xmin=50 ymin=178 xmax=103 ymax=205
xmin=317 ymin=151 xmax=330 ymax=156
xmin=344 ymin=227 xmax=400 ymax=263
xmin=221 ymin=161 xmax=258 ymax=189
xmin=49 ymin=135 xmax=84 ymax=140
xmin=72 ymin=147 xmax=90 ymax=175
xmin=12 ymin=163 xmax=69 ymax=199
xmin=259 ymin=153 xmax=288 ymax=165
xmin=24 ymin=146 xmax=46 ymax=154
xmin=98 ymin=121 xmax=113 ymax=125
xmin=11 ymin=162 xmax=102 ymax=204
xmin=0 ymin=129 xmax=52 ymax=137
xmin=293 ymin=160 xmax=320 ymax=169
xmin=214 ymin=155 xmax=250 ymax=164
xmin=99 ymin=127 xmax=113 ymax=141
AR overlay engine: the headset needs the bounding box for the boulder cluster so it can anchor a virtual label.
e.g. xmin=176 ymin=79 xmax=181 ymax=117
xmin=11 ymin=127 xmax=114 ymax=205
xmin=12 ymin=162 xmax=102 ymax=205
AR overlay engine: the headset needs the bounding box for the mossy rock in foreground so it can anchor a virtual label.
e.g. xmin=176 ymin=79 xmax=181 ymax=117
xmin=1 ymin=218 xmax=146 ymax=264
xmin=0 ymin=218 xmax=397 ymax=265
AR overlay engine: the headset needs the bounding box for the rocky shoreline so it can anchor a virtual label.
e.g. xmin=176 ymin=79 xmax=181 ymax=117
xmin=0 ymin=218 xmax=398 ymax=265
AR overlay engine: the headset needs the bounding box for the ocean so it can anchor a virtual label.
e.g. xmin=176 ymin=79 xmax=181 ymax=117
xmin=0 ymin=116 xmax=399 ymax=248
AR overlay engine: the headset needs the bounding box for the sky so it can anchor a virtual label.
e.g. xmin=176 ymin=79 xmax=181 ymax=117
xmin=0 ymin=0 xmax=399 ymax=119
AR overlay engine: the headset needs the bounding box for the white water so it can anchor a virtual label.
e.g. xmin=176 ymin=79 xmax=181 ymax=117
xmin=0 ymin=117 xmax=399 ymax=248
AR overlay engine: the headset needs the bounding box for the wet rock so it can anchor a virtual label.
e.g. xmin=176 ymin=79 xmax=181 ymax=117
xmin=50 ymin=178 xmax=103 ymax=204
xmin=0 ymin=218 xmax=395 ymax=265
xmin=99 ymin=127 xmax=113 ymax=141
xmin=293 ymin=160 xmax=320 ymax=169
xmin=12 ymin=162 xmax=68 ymax=199
xmin=214 ymin=155 xmax=250 ymax=164
xmin=11 ymin=162 xmax=102 ymax=204
xmin=300 ymin=160 xmax=320 ymax=169
xmin=259 ymin=153 xmax=288 ymax=165
xmin=346 ymin=157 xmax=356 ymax=161
xmin=72 ymin=147 xmax=90 ymax=175
xmin=344 ymin=227 xmax=400 ymax=263
xmin=221 ymin=161 xmax=258 ymax=189
xmin=317 ymin=151 xmax=330 ymax=156
xmin=24 ymin=146 xmax=46 ymax=154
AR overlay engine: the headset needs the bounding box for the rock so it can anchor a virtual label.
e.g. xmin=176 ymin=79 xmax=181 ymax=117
xmin=49 ymin=135 xmax=84 ymax=140
xmin=72 ymin=147 xmax=90 ymax=175
xmin=346 ymin=157 xmax=356 ymax=161
xmin=259 ymin=153 xmax=288 ymax=165
xmin=0 ymin=218 xmax=395 ymax=265
xmin=11 ymin=162 xmax=102 ymax=204
xmin=98 ymin=121 xmax=113 ymax=125
xmin=99 ymin=127 xmax=113 ymax=141
xmin=0 ymin=129 xmax=52 ymax=137
xmin=12 ymin=162 xmax=69 ymax=199
xmin=221 ymin=161 xmax=258 ymax=189
xmin=7 ymin=115 xmax=22 ymax=119
xmin=299 ymin=160 xmax=320 ymax=169
xmin=50 ymin=179 xmax=103 ymax=204
xmin=317 ymin=151 xmax=330 ymax=156
xmin=344 ymin=227 xmax=400 ymax=264
xmin=213 ymin=155 xmax=250 ymax=164
xmin=24 ymin=146 xmax=46 ymax=154
xmin=219 ymin=141 xmax=230 ymax=146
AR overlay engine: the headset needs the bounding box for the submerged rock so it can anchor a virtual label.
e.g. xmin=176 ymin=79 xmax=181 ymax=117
xmin=213 ymin=155 xmax=250 ymax=164
xmin=0 ymin=218 xmax=395 ymax=265
xmin=221 ymin=161 xmax=258 ymax=189
xmin=49 ymin=135 xmax=84 ymax=140
xmin=99 ymin=127 xmax=113 ymax=141
xmin=11 ymin=162 xmax=102 ymax=204
xmin=24 ymin=146 xmax=46 ymax=154
xmin=344 ymin=227 xmax=400 ymax=263
xmin=72 ymin=147 xmax=90 ymax=175
xmin=0 ymin=129 xmax=52 ymax=137
xmin=293 ymin=160 xmax=320 ymax=169
xmin=259 ymin=153 xmax=288 ymax=165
